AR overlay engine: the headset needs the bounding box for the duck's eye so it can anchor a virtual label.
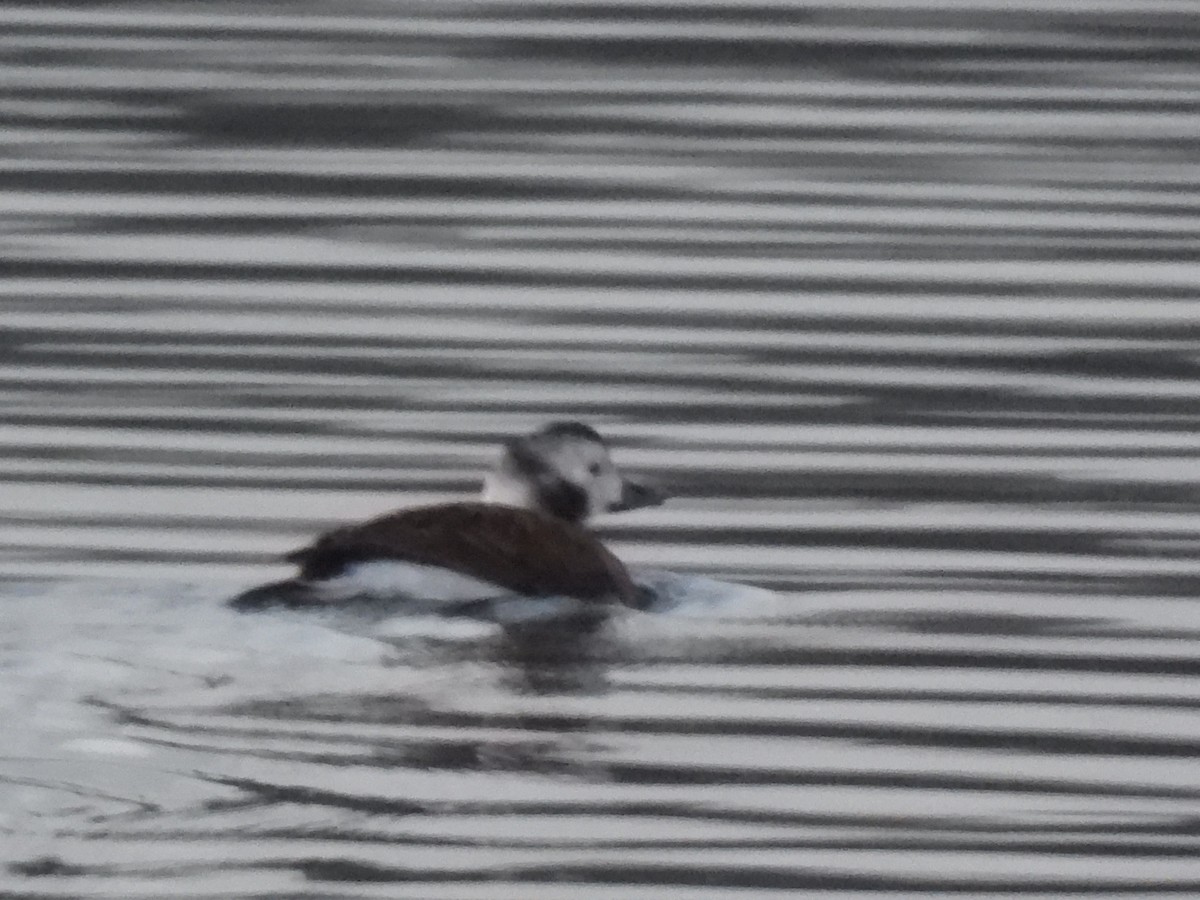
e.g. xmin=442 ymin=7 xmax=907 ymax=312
xmin=587 ymin=462 xmax=602 ymax=476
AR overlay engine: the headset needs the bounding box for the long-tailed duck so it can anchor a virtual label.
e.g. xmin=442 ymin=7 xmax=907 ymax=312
xmin=229 ymin=421 xmax=663 ymax=613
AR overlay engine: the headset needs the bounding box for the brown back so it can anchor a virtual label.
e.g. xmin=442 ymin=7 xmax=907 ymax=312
xmin=287 ymin=501 xmax=638 ymax=604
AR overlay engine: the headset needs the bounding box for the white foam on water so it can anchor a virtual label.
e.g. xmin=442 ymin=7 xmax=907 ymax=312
xmin=632 ymin=567 xmax=783 ymax=618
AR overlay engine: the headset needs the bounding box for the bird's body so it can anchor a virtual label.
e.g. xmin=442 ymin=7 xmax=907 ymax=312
xmin=229 ymin=422 xmax=661 ymax=613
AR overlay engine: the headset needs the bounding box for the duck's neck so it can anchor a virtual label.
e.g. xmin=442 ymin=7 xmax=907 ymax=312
xmin=481 ymin=469 xmax=536 ymax=509
xmin=481 ymin=470 xmax=590 ymax=525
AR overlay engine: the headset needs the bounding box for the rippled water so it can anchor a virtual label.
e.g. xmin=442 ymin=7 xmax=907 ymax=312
xmin=4 ymin=2 xmax=1200 ymax=896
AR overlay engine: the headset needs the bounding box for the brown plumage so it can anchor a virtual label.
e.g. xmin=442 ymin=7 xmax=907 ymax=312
xmin=286 ymin=501 xmax=639 ymax=604
xmin=228 ymin=421 xmax=664 ymax=613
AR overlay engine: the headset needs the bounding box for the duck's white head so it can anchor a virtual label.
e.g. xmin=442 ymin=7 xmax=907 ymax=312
xmin=481 ymin=421 xmax=664 ymax=524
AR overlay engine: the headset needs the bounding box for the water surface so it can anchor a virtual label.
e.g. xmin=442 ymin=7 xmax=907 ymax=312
xmin=3 ymin=2 xmax=1200 ymax=896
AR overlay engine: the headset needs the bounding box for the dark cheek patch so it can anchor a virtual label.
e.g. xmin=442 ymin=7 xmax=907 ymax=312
xmin=536 ymin=480 xmax=589 ymax=522
xmin=507 ymin=440 xmax=548 ymax=479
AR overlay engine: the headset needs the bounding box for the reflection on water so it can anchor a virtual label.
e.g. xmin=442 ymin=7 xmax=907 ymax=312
xmin=4 ymin=1 xmax=1200 ymax=896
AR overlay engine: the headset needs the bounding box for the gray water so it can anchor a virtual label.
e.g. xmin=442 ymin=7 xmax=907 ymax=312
xmin=4 ymin=1 xmax=1200 ymax=896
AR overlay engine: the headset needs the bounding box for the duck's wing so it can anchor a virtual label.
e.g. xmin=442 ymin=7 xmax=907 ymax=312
xmin=286 ymin=501 xmax=637 ymax=603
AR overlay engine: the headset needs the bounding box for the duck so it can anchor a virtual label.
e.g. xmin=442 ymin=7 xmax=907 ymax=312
xmin=228 ymin=421 xmax=664 ymax=614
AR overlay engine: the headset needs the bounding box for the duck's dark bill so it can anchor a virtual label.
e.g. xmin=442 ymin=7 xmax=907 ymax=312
xmin=610 ymin=478 xmax=665 ymax=512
